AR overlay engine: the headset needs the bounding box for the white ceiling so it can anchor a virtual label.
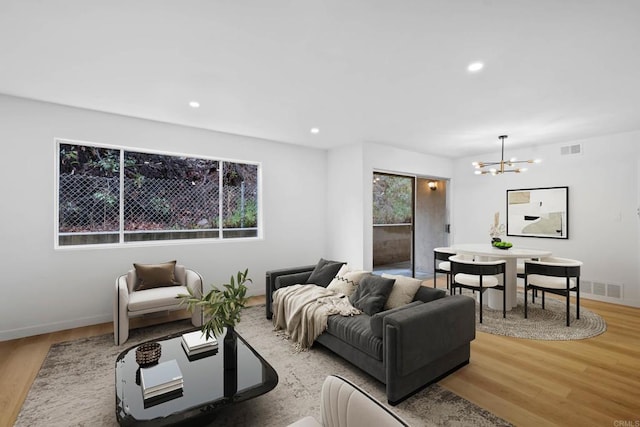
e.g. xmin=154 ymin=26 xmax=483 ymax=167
xmin=1 ymin=0 xmax=639 ymax=158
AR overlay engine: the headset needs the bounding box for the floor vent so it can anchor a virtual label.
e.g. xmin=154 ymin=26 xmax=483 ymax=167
xmin=560 ymin=144 xmax=582 ymax=155
xmin=581 ymin=280 xmax=623 ymax=299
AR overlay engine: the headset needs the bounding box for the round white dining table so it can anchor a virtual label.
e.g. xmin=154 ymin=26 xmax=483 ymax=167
xmin=450 ymin=243 xmax=552 ymax=311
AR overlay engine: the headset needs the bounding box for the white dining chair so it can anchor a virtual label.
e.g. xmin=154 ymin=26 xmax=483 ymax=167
xmin=449 ymin=255 xmax=506 ymax=323
xmin=433 ymin=247 xmax=456 ymax=289
xmin=524 ymin=257 xmax=582 ymax=326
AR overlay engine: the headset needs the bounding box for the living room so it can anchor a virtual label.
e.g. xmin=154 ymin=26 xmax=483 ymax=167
xmin=1 ymin=1 xmax=639 ymax=426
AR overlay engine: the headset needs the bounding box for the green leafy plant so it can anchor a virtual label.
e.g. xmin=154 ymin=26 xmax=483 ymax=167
xmin=177 ymin=269 xmax=251 ymax=340
xmin=224 ymin=200 xmax=257 ymax=228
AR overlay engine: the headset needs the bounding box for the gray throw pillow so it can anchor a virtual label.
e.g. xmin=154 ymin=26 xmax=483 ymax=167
xmin=370 ymin=301 xmax=423 ymax=338
xmin=349 ymin=275 xmax=395 ymax=316
xmin=306 ymin=258 xmax=345 ymax=287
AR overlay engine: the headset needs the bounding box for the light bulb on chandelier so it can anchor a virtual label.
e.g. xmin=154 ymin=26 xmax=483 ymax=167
xmin=472 ymin=135 xmax=541 ymax=175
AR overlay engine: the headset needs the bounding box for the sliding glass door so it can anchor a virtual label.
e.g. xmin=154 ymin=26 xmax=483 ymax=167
xmin=372 ymin=172 xmax=415 ymax=277
xmin=373 ymin=172 xmax=449 ymax=280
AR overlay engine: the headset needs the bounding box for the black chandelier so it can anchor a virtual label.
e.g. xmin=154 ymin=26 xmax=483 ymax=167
xmin=472 ymin=135 xmax=540 ymax=175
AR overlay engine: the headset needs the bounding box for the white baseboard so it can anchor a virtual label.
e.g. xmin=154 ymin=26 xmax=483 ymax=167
xmin=0 ymin=314 xmax=112 ymax=342
xmin=580 ymin=293 xmax=640 ymax=308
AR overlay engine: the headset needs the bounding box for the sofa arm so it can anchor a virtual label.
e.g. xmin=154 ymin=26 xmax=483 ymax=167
xmin=384 ymin=295 xmax=475 ymax=376
xmin=265 ymin=265 xmax=316 ymax=319
xmin=370 ymin=301 xmax=423 ymax=338
xmin=275 ymin=271 xmax=313 ymax=289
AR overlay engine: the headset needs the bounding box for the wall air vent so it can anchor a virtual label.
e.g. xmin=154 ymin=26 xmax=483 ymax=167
xmin=581 ymin=280 xmax=623 ymax=299
xmin=593 ymin=281 xmax=607 ymax=296
xmin=607 ymin=283 xmax=623 ymax=299
xmin=560 ymin=144 xmax=582 ymax=155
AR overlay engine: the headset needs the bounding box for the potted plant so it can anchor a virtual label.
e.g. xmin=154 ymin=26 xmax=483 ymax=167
xmin=178 ymin=269 xmax=250 ymax=396
xmin=177 ymin=269 xmax=251 ymax=342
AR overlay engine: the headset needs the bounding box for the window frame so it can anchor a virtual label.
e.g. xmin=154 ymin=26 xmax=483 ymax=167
xmin=54 ymin=138 xmax=262 ymax=249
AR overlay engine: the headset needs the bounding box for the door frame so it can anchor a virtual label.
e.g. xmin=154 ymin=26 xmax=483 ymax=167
xmin=372 ymin=171 xmax=416 ymax=277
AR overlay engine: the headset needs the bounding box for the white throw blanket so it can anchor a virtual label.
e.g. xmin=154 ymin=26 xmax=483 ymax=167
xmin=272 ymin=284 xmax=361 ymax=351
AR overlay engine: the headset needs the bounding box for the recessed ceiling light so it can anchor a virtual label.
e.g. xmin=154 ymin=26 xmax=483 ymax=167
xmin=310 ymin=128 xmax=320 ymax=134
xmin=189 ymin=101 xmax=200 ymax=108
xmin=467 ymin=62 xmax=484 ymax=73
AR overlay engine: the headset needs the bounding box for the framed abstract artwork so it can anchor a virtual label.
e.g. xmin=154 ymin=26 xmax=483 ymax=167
xmin=506 ymin=186 xmax=569 ymax=239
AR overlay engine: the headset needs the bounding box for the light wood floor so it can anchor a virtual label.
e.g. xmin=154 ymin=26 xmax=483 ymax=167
xmin=1 ymin=291 xmax=639 ymax=427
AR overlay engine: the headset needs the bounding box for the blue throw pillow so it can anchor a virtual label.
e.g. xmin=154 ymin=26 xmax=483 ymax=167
xmin=349 ymin=275 xmax=395 ymax=316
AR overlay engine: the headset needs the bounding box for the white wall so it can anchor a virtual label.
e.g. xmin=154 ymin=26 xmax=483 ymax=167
xmin=326 ymin=143 xmax=366 ymax=268
xmin=325 ymin=142 xmax=454 ymax=271
xmin=4 ymin=93 xmax=637 ymax=339
xmin=0 ymin=95 xmax=328 ymax=340
xmin=451 ymin=132 xmax=640 ymax=307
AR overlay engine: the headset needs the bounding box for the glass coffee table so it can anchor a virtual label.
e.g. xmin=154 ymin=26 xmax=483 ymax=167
xmin=115 ymin=327 xmax=278 ymax=426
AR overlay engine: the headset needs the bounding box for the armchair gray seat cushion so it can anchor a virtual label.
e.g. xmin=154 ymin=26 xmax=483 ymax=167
xmin=114 ymin=263 xmax=203 ymax=345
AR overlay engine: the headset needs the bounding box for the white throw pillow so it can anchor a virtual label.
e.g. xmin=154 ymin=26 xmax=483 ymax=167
xmin=381 ymin=273 xmax=423 ymax=310
xmin=327 ymin=266 xmax=371 ymax=297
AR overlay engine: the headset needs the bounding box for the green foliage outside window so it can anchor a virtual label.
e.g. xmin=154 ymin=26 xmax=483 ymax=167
xmin=58 ymin=141 xmax=259 ymax=245
xmin=372 ymin=174 xmax=412 ymax=224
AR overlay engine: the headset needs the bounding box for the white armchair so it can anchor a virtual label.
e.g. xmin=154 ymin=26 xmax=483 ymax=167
xmin=113 ymin=262 xmax=203 ymax=345
xmin=288 ymin=375 xmax=408 ymax=427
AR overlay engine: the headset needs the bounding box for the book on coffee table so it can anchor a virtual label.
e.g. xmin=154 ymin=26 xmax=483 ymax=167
xmin=181 ymin=330 xmax=218 ymax=357
xmin=181 ymin=330 xmax=218 ymax=352
xmin=140 ymin=359 xmax=183 ymax=399
xmin=143 ymin=381 xmax=183 ymax=399
xmin=143 ymin=388 xmax=184 ymax=408
xmin=181 ymin=339 xmax=219 ymax=358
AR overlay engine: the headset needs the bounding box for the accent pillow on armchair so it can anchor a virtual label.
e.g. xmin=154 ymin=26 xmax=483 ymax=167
xmin=133 ymin=260 xmax=181 ymax=290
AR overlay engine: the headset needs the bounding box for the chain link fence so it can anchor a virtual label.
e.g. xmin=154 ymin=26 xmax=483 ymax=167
xmin=59 ymin=175 xmax=120 ymax=232
xmin=59 ymin=175 xmax=257 ymax=234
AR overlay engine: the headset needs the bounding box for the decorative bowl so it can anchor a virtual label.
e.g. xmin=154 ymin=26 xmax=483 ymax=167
xmin=492 ymin=242 xmax=513 ymax=250
xmin=136 ymin=342 xmax=161 ymax=366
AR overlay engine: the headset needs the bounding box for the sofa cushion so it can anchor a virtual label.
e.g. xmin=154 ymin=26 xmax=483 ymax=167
xmin=327 ymin=266 xmax=371 ymax=297
xmin=133 ymin=260 xmax=180 ymax=291
xmin=128 ymin=285 xmax=189 ymax=312
xmin=413 ymin=286 xmax=447 ymax=303
xmin=370 ymin=301 xmax=423 ymax=338
xmin=381 ymin=274 xmax=423 ymax=310
xmin=326 ymin=314 xmax=383 ymax=360
xmin=349 ymin=275 xmax=395 ymax=316
xmin=307 ymin=258 xmax=345 ymax=287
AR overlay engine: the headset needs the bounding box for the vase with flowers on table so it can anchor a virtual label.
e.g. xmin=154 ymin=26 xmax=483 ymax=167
xmin=489 ymin=211 xmax=512 ymax=249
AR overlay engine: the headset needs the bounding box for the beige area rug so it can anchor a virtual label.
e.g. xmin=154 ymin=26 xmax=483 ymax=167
xmin=471 ymin=291 xmax=607 ymax=340
xmin=16 ymin=306 xmax=509 ymax=427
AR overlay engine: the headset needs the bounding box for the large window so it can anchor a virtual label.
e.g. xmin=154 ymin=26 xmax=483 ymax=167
xmin=57 ymin=140 xmax=259 ymax=247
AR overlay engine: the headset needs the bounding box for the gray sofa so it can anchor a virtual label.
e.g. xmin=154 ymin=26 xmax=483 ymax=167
xmin=265 ymin=265 xmax=476 ymax=405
